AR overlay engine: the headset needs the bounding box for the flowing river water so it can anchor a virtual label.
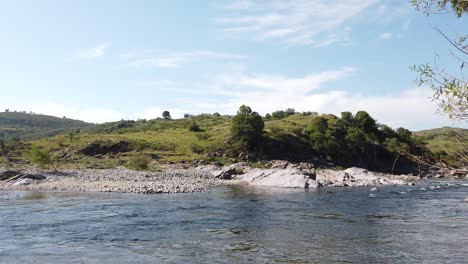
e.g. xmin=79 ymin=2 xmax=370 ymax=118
xmin=1 ymin=180 xmax=467 ymax=263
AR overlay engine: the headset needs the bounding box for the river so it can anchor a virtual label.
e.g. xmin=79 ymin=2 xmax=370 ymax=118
xmin=1 ymin=180 xmax=467 ymax=263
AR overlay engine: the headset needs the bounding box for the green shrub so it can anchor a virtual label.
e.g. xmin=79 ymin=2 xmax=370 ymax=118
xmin=190 ymin=143 xmax=205 ymax=154
xmin=126 ymin=156 xmax=150 ymax=171
xmin=25 ymin=146 xmax=56 ymax=170
xmin=188 ymin=121 xmax=202 ymax=132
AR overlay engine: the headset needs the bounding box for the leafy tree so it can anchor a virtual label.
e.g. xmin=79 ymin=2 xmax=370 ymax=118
xmin=265 ymin=113 xmax=272 ymax=120
xmin=230 ymin=105 xmax=264 ymax=150
xmin=411 ymin=0 xmax=467 ymax=120
xmin=162 ymin=111 xmax=171 ymax=120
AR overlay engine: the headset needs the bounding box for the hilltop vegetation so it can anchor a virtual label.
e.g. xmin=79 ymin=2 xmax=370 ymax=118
xmin=0 ymin=111 xmax=94 ymax=140
xmin=414 ymin=127 xmax=468 ymax=167
xmin=0 ymin=107 xmax=465 ymax=173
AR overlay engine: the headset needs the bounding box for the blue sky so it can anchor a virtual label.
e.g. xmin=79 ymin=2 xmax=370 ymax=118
xmin=0 ymin=0 xmax=466 ymax=130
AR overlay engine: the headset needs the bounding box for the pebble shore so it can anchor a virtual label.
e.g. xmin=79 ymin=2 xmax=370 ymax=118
xmin=0 ymin=166 xmax=223 ymax=194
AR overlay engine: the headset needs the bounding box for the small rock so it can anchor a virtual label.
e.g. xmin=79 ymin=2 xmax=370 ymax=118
xmin=12 ymin=178 xmax=34 ymax=186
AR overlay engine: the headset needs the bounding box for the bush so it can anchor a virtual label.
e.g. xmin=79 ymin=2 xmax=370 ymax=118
xmin=25 ymin=146 xmax=56 ymax=170
xmin=188 ymin=121 xmax=202 ymax=132
xmin=126 ymin=156 xmax=150 ymax=171
xmin=190 ymin=143 xmax=205 ymax=154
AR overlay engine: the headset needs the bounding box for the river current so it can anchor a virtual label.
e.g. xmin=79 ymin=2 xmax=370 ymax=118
xmin=1 ymin=180 xmax=467 ymax=263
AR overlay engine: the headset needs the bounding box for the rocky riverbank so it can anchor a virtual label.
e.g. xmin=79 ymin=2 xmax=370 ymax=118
xmin=0 ymin=161 xmax=427 ymax=194
xmin=0 ymin=166 xmax=222 ymax=194
xmin=208 ymin=161 xmax=420 ymax=188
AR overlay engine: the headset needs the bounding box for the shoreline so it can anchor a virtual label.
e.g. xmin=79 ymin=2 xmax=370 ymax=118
xmin=0 ymin=161 xmax=434 ymax=194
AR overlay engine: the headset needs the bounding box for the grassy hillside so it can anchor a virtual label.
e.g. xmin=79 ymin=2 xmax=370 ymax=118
xmin=0 ymin=111 xmax=95 ymax=140
xmin=1 ymin=110 xmax=465 ymax=172
xmin=414 ymin=127 xmax=468 ymax=167
xmin=27 ymin=112 xmax=418 ymax=172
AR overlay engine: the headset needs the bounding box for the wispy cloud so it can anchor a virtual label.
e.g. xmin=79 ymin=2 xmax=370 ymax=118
xmin=120 ymin=50 xmax=246 ymax=68
xmin=378 ymin=32 xmax=393 ymax=40
xmin=226 ymin=0 xmax=253 ymax=10
xmin=216 ymin=0 xmax=378 ymax=47
xmin=74 ymin=43 xmax=111 ymax=60
xmin=211 ymin=67 xmax=356 ymax=95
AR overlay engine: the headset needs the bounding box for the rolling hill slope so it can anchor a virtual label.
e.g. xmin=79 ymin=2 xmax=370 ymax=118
xmin=0 ymin=111 xmax=95 ymax=140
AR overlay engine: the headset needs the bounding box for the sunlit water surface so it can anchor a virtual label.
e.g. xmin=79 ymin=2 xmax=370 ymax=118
xmin=1 ymin=180 xmax=467 ymax=263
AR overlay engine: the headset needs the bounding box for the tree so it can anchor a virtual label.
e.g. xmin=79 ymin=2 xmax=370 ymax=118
xmin=230 ymin=105 xmax=264 ymax=150
xmin=162 ymin=111 xmax=171 ymax=120
xmin=411 ymin=0 xmax=467 ymax=120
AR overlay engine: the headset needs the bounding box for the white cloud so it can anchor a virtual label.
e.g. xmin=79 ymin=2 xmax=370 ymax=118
xmin=217 ymin=0 xmax=378 ymax=47
xmin=74 ymin=43 xmax=110 ymax=60
xmin=120 ymin=50 xmax=246 ymax=69
xmin=378 ymin=32 xmax=393 ymax=40
xmin=190 ymin=68 xmax=459 ymax=130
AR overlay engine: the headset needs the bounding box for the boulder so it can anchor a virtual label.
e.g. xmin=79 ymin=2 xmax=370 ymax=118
xmin=0 ymin=170 xmax=21 ymax=181
xmin=450 ymin=169 xmax=467 ymax=178
xmin=212 ymin=168 xmax=238 ymax=180
xmin=12 ymin=178 xmax=34 ymax=186
xmin=317 ymin=167 xmax=408 ymax=187
xmin=271 ymin=160 xmax=289 ymax=169
xmin=79 ymin=140 xmax=131 ymax=156
xmin=235 ymin=167 xmax=319 ymax=189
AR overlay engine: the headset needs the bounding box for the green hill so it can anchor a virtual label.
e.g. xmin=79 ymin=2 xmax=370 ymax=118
xmin=414 ymin=127 xmax=468 ymax=167
xmin=27 ymin=111 xmax=429 ymax=173
xmin=2 ymin=109 xmax=466 ymax=172
xmin=0 ymin=111 xmax=95 ymax=140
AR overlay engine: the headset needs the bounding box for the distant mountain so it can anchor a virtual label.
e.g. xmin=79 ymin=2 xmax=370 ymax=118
xmin=0 ymin=111 xmax=95 ymax=140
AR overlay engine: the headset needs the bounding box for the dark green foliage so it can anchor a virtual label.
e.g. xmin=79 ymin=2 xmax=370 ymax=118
xmin=126 ymin=156 xmax=150 ymax=171
xmin=271 ymin=108 xmax=296 ymax=120
xmin=231 ymin=105 xmax=264 ymax=151
xmin=302 ymin=111 xmax=429 ymax=173
xmin=188 ymin=121 xmax=202 ymax=132
xmin=162 ymin=111 xmax=171 ymax=120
